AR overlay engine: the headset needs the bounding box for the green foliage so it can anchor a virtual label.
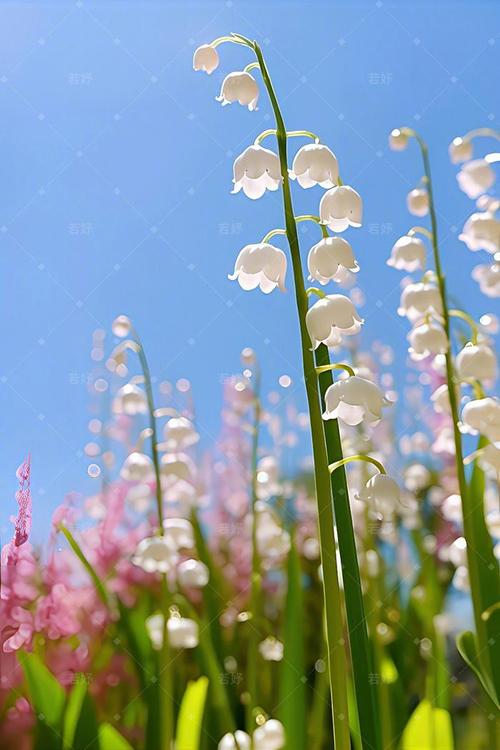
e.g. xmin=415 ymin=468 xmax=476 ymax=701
xmin=176 ymin=676 xmax=210 ymax=750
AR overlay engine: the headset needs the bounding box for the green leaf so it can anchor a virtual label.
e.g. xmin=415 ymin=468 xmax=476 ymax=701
xmin=19 ymin=651 xmax=65 ymax=730
xmin=456 ymin=630 xmax=498 ymax=708
xmin=401 ymin=700 xmax=454 ymax=750
xmin=58 ymin=524 xmax=109 ymax=606
xmin=175 ymin=676 xmax=209 ymax=750
xmin=99 ymin=723 xmax=134 ymax=750
xmin=62 ymin=679 xmax=100 ymax=750
xmin=279 ymin=539 xmax=306 ymax=750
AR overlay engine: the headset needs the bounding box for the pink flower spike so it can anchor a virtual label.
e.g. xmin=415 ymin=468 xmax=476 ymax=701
xmin=14 ymin=455 xmax=32 ymax=548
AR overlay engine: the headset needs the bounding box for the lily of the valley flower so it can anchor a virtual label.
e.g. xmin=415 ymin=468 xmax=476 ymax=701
xmin=461 ymin=397 xmax=500 ymax=444
xmin=164 ymin=517 xmax=195 ymax=549
xmin=217 ymin=71 xmax=259 ymax=110
xmin=289 ymin=143 xmax=338 ymax=188
xmin=389 ymin=128 xmax=409 ymax=151
xmin=256 ymin=505 xmax=291 ymax=562
xmin=132 ymin=536 xmax=178 ymax=574
xmin=406 ymin=188 xmax=429 ymax=217
xmin=160 ymin=453 xmax=196 ymax=483
xmin=163 ymin=417 xmax=199 ymax=449
xmin=232 ymin=145 xmax=281 ymax=199
xmin=456 ymin=341 xmax=497 ymax=381
xmin=229 ymin=243 xmax=287 ymax=293
xmin=177 ymin=558 xmax=209 ymax=588
xmin=398 ymin=281 xmax=442 ymax=321
xmin=218 ymin=732 xmax=251 ymax=750
xmin=319 ymin=185 xmax=363 ymax=231
xmin=168 ymin=616 xmax=199 ymax=648
xmin=112 ymin=383 xmax=147 ymax=415
xmin=448 ymin=136 xmax=473 ymax=164
xmin=322 ymin=375 xmax=389 ymax=426
xmin=457 ymin=159 xmax=495 ymax=199
xmin=307 ymin=236 xmax=359 ymax=284
xmin=258 ymin=636 xmax=284 ymax=661
xmin=253 ymin=719 xmax=286 ymax=750
xmin=387 ymin=235 xmax=426 ymax=271
xmin=472 ymin=261 xmax=500 ymax=297
xmin=306 ymin=294 xmax=363 ymax=348
xmin=459 ymin=211 xmax=500 ymax=254
xmin=408 ymin=322 xmax=448 ymax=360
xmin=430 ymin=383 xmax=455 ymax=415
xmin=478 ymin=443 xmax=500 ymax=474
xmin=121 ymin=451 xmax=155 ymax=482
xmin=356 ymin=474 xmax=401 ymax=514
xmin=192 ymin=44 xmax=219 ymax=74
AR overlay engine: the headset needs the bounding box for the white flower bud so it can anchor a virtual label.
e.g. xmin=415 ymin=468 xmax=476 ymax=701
xmin=113 ymin=383 xmax=148 ymax=415
xmin=132 ymin=536 xmax=178 ymax=574
xmin=192 ymin=44 xmax=219 ymax=74
xmin=457 ymin=159 xmax=495 ymax=199
xmin=146 ymin=613 xmax=165 ymax=650
xmin=398 ymin=281 xmax=442 ymax=321
xmin=232 ymin=145 xmax=281 ymax=199
xmin=121 ymin=451 xmax=155 ymax=482
xmin=258 ymin=636 xmax=284 ymax=661
xmin=168 ymin=616 xmax=199 ymax=648
xmin=289 ymin=143 xmax=338 ymax=188
xmin=459 ymin=211 xmax=500 ymax=255
xmin=253 ymin=719 xmax=285 ymax=750
xmin=319 ymin=185 xmax=362 ymax=231
xmin=164 ymin=518 xmax=195 ymax=549
xmin=406 ymin=188 xmax=429 ymax=217
xmin=216 ymin=71 xmax=259 ymax=110
xmin=408 ymin=322 xmax=448 ymax=360
xmin=472 ymin=262 xmax=500 ymax=298
xmin=356 ymin=474 xmax=400 ymax=512
xmin=389 ymin=128 xmax=409 ymax=151
xmin=306 ymin=294 xmax=363 ymax=348
xmin=218 ymin=731 xmax=251 ymax=750
xmin=177 ymin=558 xmax=209 ymax=588
xmin=387 ymin=235 xmax=426 ymax=272
xmin=229 ymin=243 xmax=287 ymax=293
xmin=163 ymin=417 xmax=199 ymax=449
xmin=307 ymin=236 xmax=359 ymax=285
xmin=461 ymin=397 xmax=500 ymax=444
xmin=449 ymin=136 xmax=473 ymax=164
xmin=112 ymin=314 xmax=131 ymax=338
xmin=322 ymin=376 xmax=389 ymax=426
xmin=456 ymin=342 xmax=497 ymax=381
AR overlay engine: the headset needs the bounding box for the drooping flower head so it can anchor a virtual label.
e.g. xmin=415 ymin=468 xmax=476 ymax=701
xmin=289 ymin=143 xmax=338 ymax=188
xmin=322 ymin=376 xmax=390 ymax=426
xmin=193 ymin=44 xmax=219 ymax=74
xmin=408 ymin=322 xmax=448 ymax=360
xmin=457 ymin=159 xmax=495 ymax=199
xmin=319 ymin=185 xmax=362 ymax=231
xmin=306 ymin=294 xmax=363 ymax=348
xmin=307 ymin=236 xmax=359 ymax=285
xmin=232 ymin=145 xmax=281 ymax=199
xmin=387 ymin=235 xmax=426 ymax=272
xmin=229 ymin=243 xmax=287 ymax=293
xmin=459 ymin=211 xmax=500 ymax=254
xmin=448 ymin=136 xmax=473 ymax=164
xmin=406 ymin=188 xmax=429 ymax=217
xmin=456 ymin=342 xmax=497 ymax=381
xmin=217 ymin=71 xmax=259 ymax=110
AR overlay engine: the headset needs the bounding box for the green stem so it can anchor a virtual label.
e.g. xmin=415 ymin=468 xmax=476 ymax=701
xmin=305 ymin=287 xmax=326 ymax=300
xmin=329 ymin=454 xmax=387 ymax=476
xmin=254 ymin=128 xmax=319 ymax=145
xmin=253 ymin=40 xmax=351 ymax=750
xmin=408 ymin=225 xmax=433 ymax=240
xmin=449 ymin=308 xmax=479 ymax=344
xmin=58 ymin=524 xmax=109 ymax=606
xmin=262 ymin=228 xmax=287 ymax=243
xmin=315 ymin=363 xmax=355 ymax=378
xmin=412 ymin=132 xmax=500 ymax=701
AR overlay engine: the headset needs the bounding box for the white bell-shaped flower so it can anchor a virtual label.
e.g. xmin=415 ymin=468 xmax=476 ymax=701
xmin=472 ymin=261 xmax=500 ymax=298
xmin=253 ymin=719 xmax=285 ymax=750
xmin=441 ymin=494 xmax=463 ymax=525
xmin=289 ymin=143 xmax=338 ymax=188
xmin=229 ymin=243 xmax=287 ymax=293
xmin=177 ymin=558 xmax=209 ymax=588
xmin=145 ymin=613 xmax=165 ymax=650
xmin=113 ymin=383 xmax=148 ymax=415
xmin=448 ymin=137 xmax=473 ymax=164
xmin=387 ymin=235 xmax=426 ymax=271
xmin=459 ymin=212 xmax=500 ymax=254
xmin=121 ymin=451 xmax=155 ymax=482
xmin=478 ymin=444 xmax=500 ymax=474
xmin=216 ymin=71 xmax=259 ymax=110
xmin=356 ymin=474 xmax=401 ymax=514
xmin=307 ymin=236 xmax=359 ymax=284
xmin=430 ymin=383 xmax=453 ymax=415
xmin=306 ymin=294 xmax=363 ymax=348
xmin=258 ymin=636 xmax=284 ymax=662
xmin=389 ymin=128 xmax=409 ymax=151
xmin=322 ymin=376 xmax=389 ymax=426
xmin=319 ymin=185 xmax=362 ymax=231
xmin=168 ymin=616 xmax=199 ymax=648
xmin=126 ymin=483 xmax=153 ymax=513
xmin=218 ymin=732 xmax=251 ymax=750
xmin=163 ymin=417 xmax=199 ymax=450
xmin=164 ymin=517 xmax=195 ymax=549
xmin=456 ymin=342 xmax=497 ymax=381
xmin=161 ymin=453 xmax=196 ymax=483
xmin=461 ymin=397 xmax=500 ymax=443
xmin=408 ymin=322 xmax=448 ymax=360
xmin=256 ymin=506 xmax=290 ymax=561
xmin=193 ymin=44 xmax=219 ymax=74
xmin=404 ymin=463 xmax=430 ymax=492
xmin=232 ymin=145 xmax=281 ymax=199
xmin=406 ymin=188 xmax=429 ymax=217
xmin=132 ymin=536 xmax=178 ymax=574
xmin=398 ymin=281 xmax=442 ymax=321
xmin=457 ymin=159 xmax=495 ymax=199
xmin=112 ymin=314 xmax=131 ymax=338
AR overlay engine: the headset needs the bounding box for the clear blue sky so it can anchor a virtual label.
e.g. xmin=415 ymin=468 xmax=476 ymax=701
xmin=2 ymin=0 xmax=499 ymax=539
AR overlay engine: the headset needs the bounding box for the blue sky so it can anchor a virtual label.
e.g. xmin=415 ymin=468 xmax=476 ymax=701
xmin=1 ymin=0 xmax=499 ymax=539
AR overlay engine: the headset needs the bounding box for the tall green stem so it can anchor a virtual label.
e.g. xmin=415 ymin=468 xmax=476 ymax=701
xmin=252 ymin=40 xmax=351 ymax=750
xmin=413 ymin=134 xmax=500 ymax=701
